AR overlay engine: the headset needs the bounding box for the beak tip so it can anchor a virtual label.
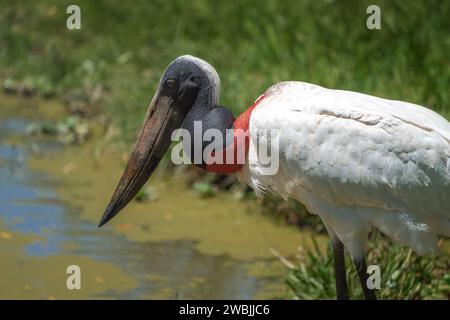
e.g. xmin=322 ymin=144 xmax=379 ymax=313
xmin=98 ymin=210 xmax=113 ymax=228
xmin=97 ymin=218 xmax=107 ymax=228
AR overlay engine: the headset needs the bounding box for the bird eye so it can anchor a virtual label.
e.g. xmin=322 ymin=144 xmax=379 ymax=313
xmin=189 ymin=76 xmax=198 ymax=83
xmin=165 ymin=78 xmax=177 ymax=88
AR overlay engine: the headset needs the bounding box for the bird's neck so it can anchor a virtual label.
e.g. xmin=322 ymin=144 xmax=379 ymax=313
xmin=182 ymin=94 xmax=266 ymax=174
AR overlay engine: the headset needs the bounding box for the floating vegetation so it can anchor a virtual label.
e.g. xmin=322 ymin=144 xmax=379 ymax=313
xmin=26 ymin=116 xmax=90 ymax=145
xmin=134 ymin=186 xmax=159 ymax=203
xmin=192 ymin=182 xmax=216 ymax=198
xmin=3 ymin=76 xmax=56 ymax=98
xmin=2 ymin=78 xmax=18 ymax=93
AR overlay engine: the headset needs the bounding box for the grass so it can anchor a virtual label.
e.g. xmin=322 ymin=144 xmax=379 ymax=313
xmin=1 ymin=1 xmax=449 ymax=140
xmin=287 ymin=234 xmax=450 ymax=300
xmin=1 ymin=0 xmax=449 ymax=299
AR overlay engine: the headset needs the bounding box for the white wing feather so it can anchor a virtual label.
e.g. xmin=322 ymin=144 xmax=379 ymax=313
xmin=239 ymin=81 xmax=450 ymax=257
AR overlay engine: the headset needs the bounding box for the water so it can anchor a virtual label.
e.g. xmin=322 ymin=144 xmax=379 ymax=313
xmin=0 ymin=95 xmax=323 ymax=299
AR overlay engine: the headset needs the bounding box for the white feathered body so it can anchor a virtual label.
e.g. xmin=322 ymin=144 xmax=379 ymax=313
xmin=237 ymin=81 xmax=450 ymax=258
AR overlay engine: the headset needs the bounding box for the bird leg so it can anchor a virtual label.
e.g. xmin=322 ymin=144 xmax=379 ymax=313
xmin=352 ymin=256 xmax=377 ymax=300
xmin=331 ymin=236 xmax=349 ymax=300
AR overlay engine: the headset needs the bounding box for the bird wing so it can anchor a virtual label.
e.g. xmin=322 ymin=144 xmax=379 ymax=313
xmin=248 ymin=81 xmax=450 ymax=221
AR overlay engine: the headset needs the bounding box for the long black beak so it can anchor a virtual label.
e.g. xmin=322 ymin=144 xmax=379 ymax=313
xmin=98 ymin=90 xmax=184 ymax=227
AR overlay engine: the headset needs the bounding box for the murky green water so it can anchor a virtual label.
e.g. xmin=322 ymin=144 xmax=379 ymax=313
xmin=0 ymin=94 xmax=324 ymax=299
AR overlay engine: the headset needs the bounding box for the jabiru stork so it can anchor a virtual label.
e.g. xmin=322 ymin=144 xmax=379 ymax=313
xmin=99 ymin=55 xmax=450 ymax=300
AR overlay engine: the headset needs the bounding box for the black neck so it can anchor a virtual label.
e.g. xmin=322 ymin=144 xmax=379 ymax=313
xmin=181 ymin=102 xmax=235 ymax=169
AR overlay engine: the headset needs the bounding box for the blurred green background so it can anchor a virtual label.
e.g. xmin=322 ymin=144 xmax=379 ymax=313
xmin=1 ymin=0 xmax=449 ymax=140
xmin=0 ymin=0 xmax=449 ymax=299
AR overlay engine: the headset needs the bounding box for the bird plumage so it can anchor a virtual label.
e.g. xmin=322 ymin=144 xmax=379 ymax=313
xmin=238 ymin=81 xmax=450 ymax=258
xmin=100 ymin=56 xmax=448 ymax=299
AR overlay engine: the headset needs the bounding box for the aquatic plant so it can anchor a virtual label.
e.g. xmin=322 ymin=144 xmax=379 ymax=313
xmin=192 ymin=182 xmax=216 ymax=198
xmin=134 ymin=186 xmax=159 ymax=202
xmin=26 ymin=116 xmax=90 ymax=145
xmin=2 ymin=76 xmax=56 ymax=97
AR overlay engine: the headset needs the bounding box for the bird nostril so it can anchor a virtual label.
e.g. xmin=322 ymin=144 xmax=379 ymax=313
xmin=165 ymin=78 xmax=177 ymax=88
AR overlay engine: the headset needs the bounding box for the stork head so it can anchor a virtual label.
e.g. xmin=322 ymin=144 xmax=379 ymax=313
xmin=98 ymin=55 xmax=220 ymax=227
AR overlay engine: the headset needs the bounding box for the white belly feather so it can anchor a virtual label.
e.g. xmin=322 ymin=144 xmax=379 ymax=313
xmin=237 ymin=81 xmax=450 ymax=258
